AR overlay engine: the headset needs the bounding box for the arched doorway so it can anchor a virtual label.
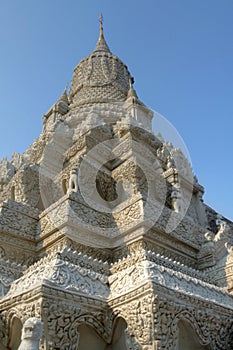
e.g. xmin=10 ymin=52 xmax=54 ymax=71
xmin=108 ymin=317 xmax=128 ymax=350
xmin=178 ymin=319 xmax=211 ymax=350
xmin=77 ymin=318 xmax=130 ymax=350
xmin=8 ymin=317 xmax=22 ymax=350
xmin=77 ymin=324 xmax=107 ymax=350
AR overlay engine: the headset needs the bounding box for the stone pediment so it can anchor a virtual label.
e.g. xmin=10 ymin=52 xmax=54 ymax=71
xmin=5 ymin=251 xmax=109 ymax=300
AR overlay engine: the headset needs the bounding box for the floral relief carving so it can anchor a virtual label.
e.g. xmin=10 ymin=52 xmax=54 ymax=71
xmin=113 ymin=294 xmax=154 ymax=347
xmin=7 ymin=254 xmax=109 ymax=299
xmin=43 ymin=300 xmax=109 ymax=349
xmin=153 ymin=296 xmax=233 ymax=350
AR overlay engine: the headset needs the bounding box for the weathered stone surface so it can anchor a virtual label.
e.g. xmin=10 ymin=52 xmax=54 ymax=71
xmin=0 ymin=19 xmax=232 ymax=350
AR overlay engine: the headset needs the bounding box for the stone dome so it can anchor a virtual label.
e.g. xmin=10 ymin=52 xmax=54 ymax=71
xmin=69 ymin=23 xmax=133 ymax=107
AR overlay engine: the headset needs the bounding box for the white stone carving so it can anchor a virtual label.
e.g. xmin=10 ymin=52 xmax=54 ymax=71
xmin=0 ymin=21 xmax=232 ymax=350
xmin=18 ymin=317 xmax=42 ymax=350
xmin=68 ymin=168 xmax=79 ymax=193
xmin=171 ymin=186 xmax=185 ymax=214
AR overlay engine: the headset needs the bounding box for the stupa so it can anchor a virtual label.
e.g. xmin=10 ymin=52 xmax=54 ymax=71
xmin=0 ymin=15 xmax=232 ymax=350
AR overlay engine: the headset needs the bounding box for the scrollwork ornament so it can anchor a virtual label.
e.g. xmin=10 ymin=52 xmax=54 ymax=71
xmin=153 ymin=296 xmax=233 ymax=350
xmin=113 ymin=294 xmax=154 ymax=347
xmin=43 ymin=300 xmax=109 ymax=349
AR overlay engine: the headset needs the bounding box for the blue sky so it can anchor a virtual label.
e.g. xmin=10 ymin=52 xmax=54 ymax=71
xmin=0 ymin=1 xmax=232 ymax=220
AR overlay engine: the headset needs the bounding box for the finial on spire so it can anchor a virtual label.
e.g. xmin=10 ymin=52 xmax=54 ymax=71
xmin=94 ymin=13 xmax=110 ymax=52
xmin=99 ymin=12 xmax=104 ymax=40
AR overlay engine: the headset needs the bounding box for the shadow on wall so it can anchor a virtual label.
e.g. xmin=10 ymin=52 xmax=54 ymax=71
xmin=8 ymin=317 xmax=22 ymax=350
xmin=77 ymin=317 xmax=138 ymax=350
xmin=75 ymin=317 xmax=214 ymax=349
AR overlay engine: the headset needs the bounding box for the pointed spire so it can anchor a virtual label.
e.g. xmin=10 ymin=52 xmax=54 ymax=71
xmin=99 ymin=12 xmax=104 ymax=40
xmin=58 ymin=87 xmax=69 ymax=105
xmin=55 ymin=88 xmax=69 ymax=115
xmin=94 ymin=13 xmax=110 ymax=52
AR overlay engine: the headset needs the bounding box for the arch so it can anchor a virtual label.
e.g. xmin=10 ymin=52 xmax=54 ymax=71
xmin=76 ymin=317 xmax=129 ymax=350
xmin=77 ymin=324 xmax=107 ymax=350
xmin=110 ymin=309 xmax=145 ymax=349
xmin=109 ymin=317 xmax=128 ymax=350
xmin=178 ymin=319 xmax=211 ymax=350
xmin=52 ymin=313 xmax=110 ymax=350
xmin=72 ymin=314 xmax=108 ymax=343
xmin=8 ymin=317 xmax=22 ymax=350
xmin=172 ymin=311 xmax=211 ymax=350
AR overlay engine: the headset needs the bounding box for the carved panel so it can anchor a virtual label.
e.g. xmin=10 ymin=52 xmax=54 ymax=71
xmin=153 ymin=293 xmax=233 ymax=350
xmin=112 ymin=293 xmax=154 ymax=347
xmin=43 ymin=299 xmax=109 ymax=349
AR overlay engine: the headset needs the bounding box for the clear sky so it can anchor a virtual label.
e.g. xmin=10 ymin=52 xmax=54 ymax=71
xmin=0 ymin=1 xmax=232 ymax=220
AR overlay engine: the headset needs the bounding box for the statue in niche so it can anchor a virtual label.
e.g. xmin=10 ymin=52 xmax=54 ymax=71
xmin=167 ymin=155 xmax=175 ymax=170
xmin=171 ymin=186 xmax=185 ymax=215
xmin=68 ymin=156 xmax=83 ymax=194
xmin=18 ymin=317 xmax=43 ymax=350
xmin=68 ymin=168 xmax=78 ymax=193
